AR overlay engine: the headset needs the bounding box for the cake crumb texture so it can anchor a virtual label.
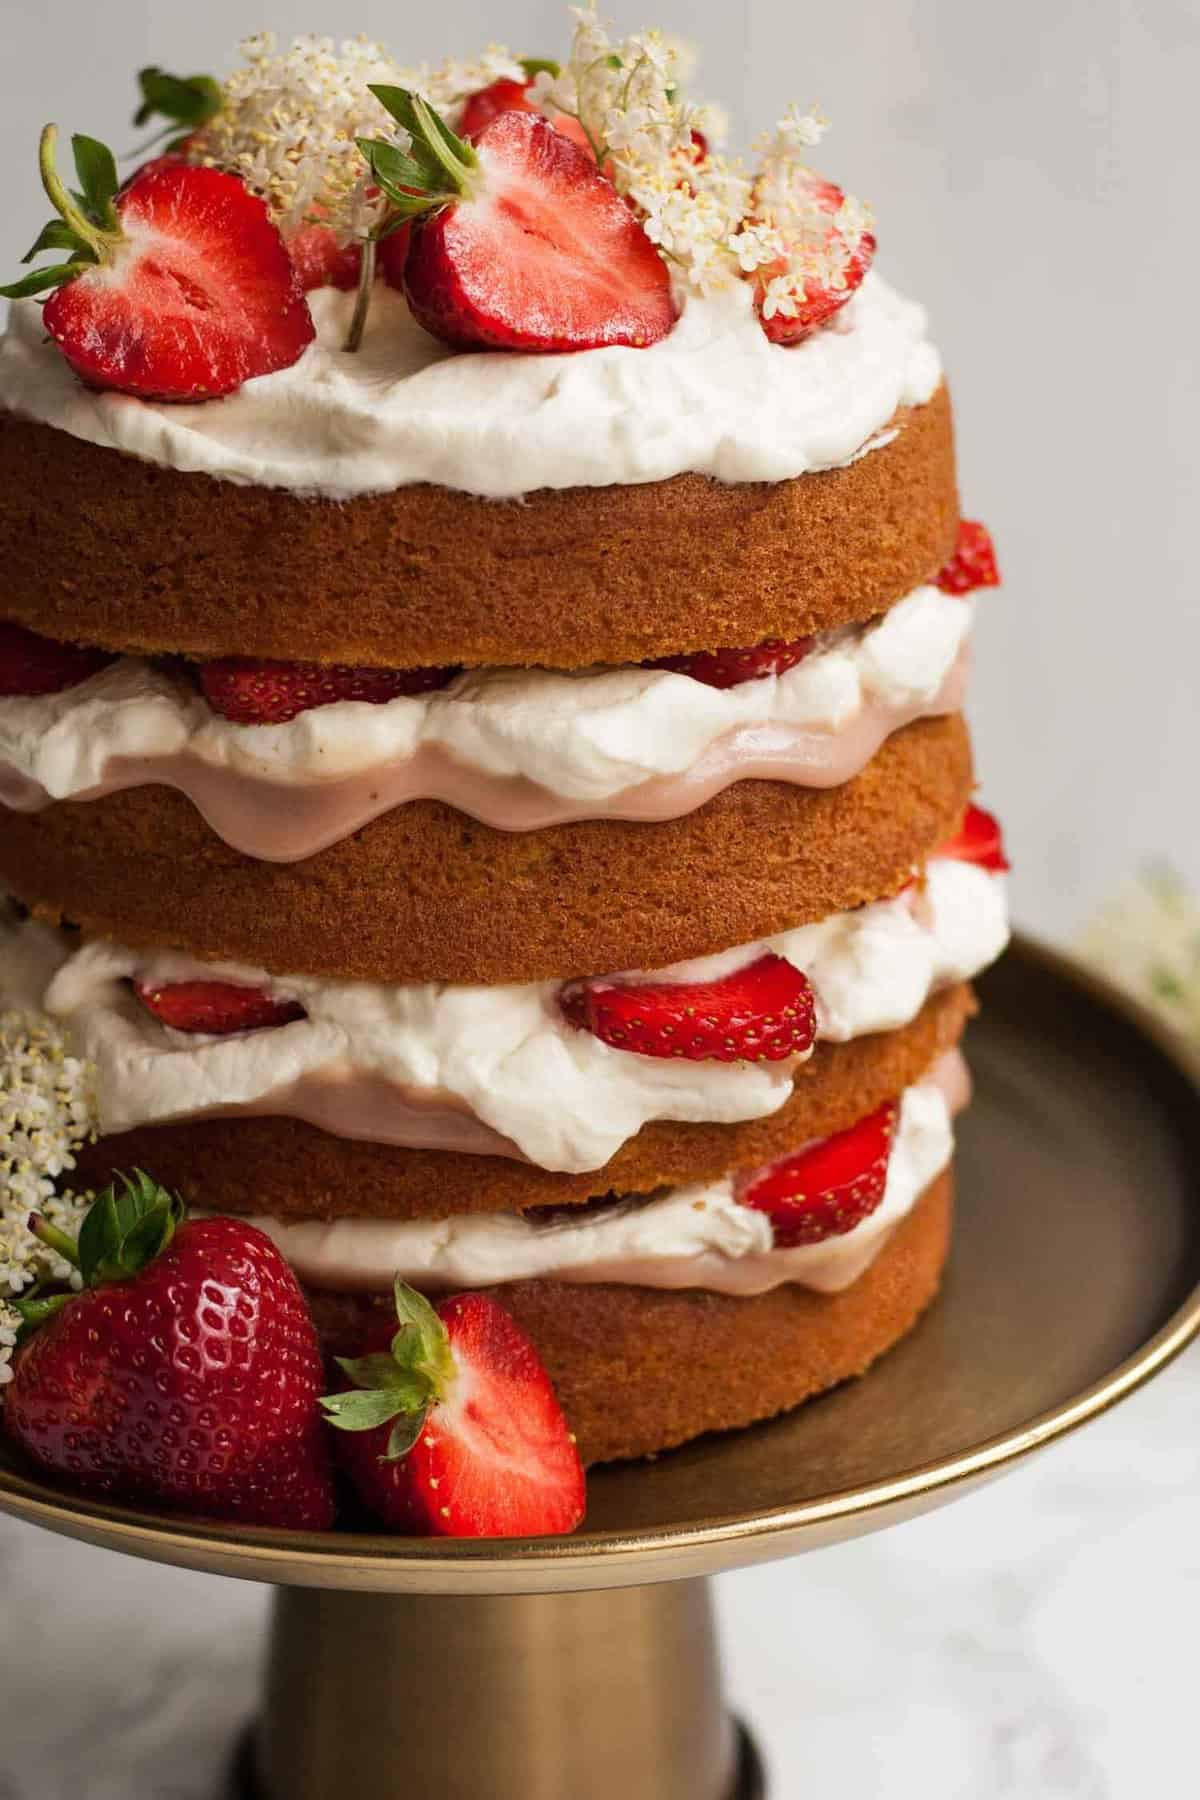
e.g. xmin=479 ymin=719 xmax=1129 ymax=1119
xmin=0 ymin=388 xmax=956 ymax=668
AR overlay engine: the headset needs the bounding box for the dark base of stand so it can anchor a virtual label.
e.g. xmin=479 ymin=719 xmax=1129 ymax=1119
xmin=228 ymin=1718 xmax=765 ymax=1799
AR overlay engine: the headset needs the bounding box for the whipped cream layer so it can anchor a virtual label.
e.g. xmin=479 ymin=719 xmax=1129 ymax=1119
xmin=0 ymin=274 xmax=941 ymax=501
xmin=0 ymin=588 xmax=970 ymax=854
xmin=238 ymin=1055 xmax=966 ymax=1299
xmin=18 ymin=858 xmax=1009 ymax=1174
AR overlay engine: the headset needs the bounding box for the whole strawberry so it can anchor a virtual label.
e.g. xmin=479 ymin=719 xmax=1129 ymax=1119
xmin=322 ymin=1281 xmax=585 ymax=1538
xmin=1 ymin=125 xmax=314 ymax=399
xmin=4 ymin=1173 xmax=334 ymax=1529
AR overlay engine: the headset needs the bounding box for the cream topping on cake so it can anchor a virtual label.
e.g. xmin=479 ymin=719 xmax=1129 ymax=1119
xmin=0 ymin=587 xmax=970 ymax=853
xmin=17 ymin=859 xmax=1009 ymax=1173
xmin=0 ymin=272 xmax=940 ymax=501
xmin=230 ymin=1055 xmax=965 ymax=1298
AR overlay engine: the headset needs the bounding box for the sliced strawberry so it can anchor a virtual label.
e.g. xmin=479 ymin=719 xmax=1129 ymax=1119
xmin=936 ymin=520 xmax=1001 ymax=596
xmin=13 ymin=134 xmax=315 ymax=400
xmin=561 ymin=952 xmax=816 ymax=1063
xmin=646 ymin=636 xmax=815 ymax=690
xmin=0 ymin=621 xmax=116 ymax=697
xmin=392 ymin=107 xmax=675 ymax=352
xmin=198 ymin=656 xmax=459 ymax=725
xmin=458 ymin=76 xmax=593 ymax=155
xmin=737 ymin=1099 xmax=898 ymax=1246
xmin=287 ymin=223 xmax=364 ymax=293
xmin=937 ymin=803 xmax=1010 ymax=873
xmin=324 ymin=1284 xmax=586 ymax=1537
xmin=134 ymin=979 xmax=305 ymax=1035
xmin=752 ymin=169 xmax=876 ymax=345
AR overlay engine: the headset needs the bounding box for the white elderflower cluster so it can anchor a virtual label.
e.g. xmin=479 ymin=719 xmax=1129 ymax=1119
xmin=531 ymin=11 xmax=750 ymax=293
xmin=1080 ymin=866 xmax=1200 ymax=1045
xmin=0 ymin=1300 xmax=18 ymax=1387
xmin=531 ymin=9 xmax=868 ymax=309
xmin=1 ymin=1008 xmax=95 ymax=1213
xmin=194 ymin=34 xmax=401 ymax=239
xmin=750 ymin=109 xmax=875 ymax=327
xmin=194 ymin=34 xmax=525 ymax=242
xmin=0 ymin=1188 xmax=92 ymax=1300
xmin=0 ymin=1006 xmax=97 ymax=1383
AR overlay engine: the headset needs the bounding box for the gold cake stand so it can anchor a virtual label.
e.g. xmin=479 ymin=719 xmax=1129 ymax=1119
xmin=2 ymin=937 xmax=1199 ymax=1799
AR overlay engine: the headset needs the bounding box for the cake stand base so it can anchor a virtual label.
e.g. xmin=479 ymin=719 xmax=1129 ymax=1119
xmin=232 ymin=1578 xmax=763 ymax=1800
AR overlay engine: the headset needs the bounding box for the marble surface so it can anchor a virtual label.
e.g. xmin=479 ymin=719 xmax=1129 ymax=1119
xmin=1 ymin=1340 xmax=1196 ymax=1798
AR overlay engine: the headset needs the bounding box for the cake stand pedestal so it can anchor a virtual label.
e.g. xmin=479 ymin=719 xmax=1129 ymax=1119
xmin=2 ymin=940 xmax=1199 ymax=1800
xmin=245 ymin=1580 xmax=762 ymax=1799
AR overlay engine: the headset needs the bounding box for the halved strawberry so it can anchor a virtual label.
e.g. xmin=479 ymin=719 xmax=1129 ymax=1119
xmin=646 ymin=636 xmax=815 ymax=690
xmin=751 ymin=169 xmax=876 ymax=345
xmin=323 ymin=1282 xmax=586 ymax=1537
xmin=359 ymin=90 xmax=675 ymax=353
xmin=197 ymin=656 xmax=459 ymax=726
xmin=737 ymin=1099 xmax=898 ymax=1246
xmin=561 ymin=952 xmax=816 ymax=1063
xmin=457 ymin=75 xmax=593 ymax=155
xmin=0 ymin=621 xmax=116 ymax=697
xmin=2 ymin=128 xmax=314 ymax=400
xmin=134 ymin=980 xmax=305 ymax=1035
xmin=936 ymin=520 xmax=1001 ymax=596
xmin=937 ymin=803 xmax=1010 ymax=873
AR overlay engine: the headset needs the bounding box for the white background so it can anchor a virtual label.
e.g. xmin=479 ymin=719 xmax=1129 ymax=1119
xmin=3 ymin=0 xmax=1197 ymax=944
xmin=2 ymin=4 xmax=1197 ymax=1794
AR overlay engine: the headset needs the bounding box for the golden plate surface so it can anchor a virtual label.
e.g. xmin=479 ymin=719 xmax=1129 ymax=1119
xmin=1 ymin=935 xmax=1197 ymax=1595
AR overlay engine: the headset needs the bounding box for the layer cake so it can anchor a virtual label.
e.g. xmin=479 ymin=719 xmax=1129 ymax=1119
xmin=0 ymin=20 xmax=1009 ymax=1500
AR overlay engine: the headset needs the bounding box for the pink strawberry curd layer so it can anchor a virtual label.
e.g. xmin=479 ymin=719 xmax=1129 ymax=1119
xmin=6 ymin=858 xmax=1010 ymax=1175
xmin=0 ymin=587 xmax=971 ymax=854
xmin=223 ymin=1052 xmax=969 ymax=1299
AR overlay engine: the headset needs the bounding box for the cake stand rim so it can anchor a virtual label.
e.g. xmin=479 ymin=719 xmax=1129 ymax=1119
xmin=1 ymin=931 xmax=1197 ymax=1593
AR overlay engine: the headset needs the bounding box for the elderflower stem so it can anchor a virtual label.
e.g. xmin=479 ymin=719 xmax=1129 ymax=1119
xmin=29 ymin=1214 xmax=80 ymax=1269
xmin=343 ymin=235 xmax=377 ymax=353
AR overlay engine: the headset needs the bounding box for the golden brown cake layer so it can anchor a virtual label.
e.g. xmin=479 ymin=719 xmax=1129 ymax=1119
xmin=308 ymin=1170 xmax=953 ymax=1465
xmin=7 ymin=713 xmax=973 ymax=984
xmin=0 ymin=389 xmax=957 ymax=668
xmin=73 ymin=983 xmax=972 ymax=1221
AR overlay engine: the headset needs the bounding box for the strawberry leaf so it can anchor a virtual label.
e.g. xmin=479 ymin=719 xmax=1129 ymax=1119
xmin=321 ymin=1280 xmax=454 ymax=1450
xmin=384 ymin=1409 xmax=428 ymax=1463
xmin=3 ymin=124 xmax=124 ymax=299
xmin=76 ymin=1169 xmax=184 ymax=1286
xmin=10 ymin=1292 xmax=71 ymax=1341
xmin=320 ymin=1387 xmax=422 ymax=1432
xmin=357 ymin=139 xmax=443 ymax=216
xmin=333 ymin=1351 xmax=430 ymax=1412
xmin=362 ymin=86 xmax=477 ymax=209
xmin=520 ymin=57 xmax=561 ymax=79
xmin=20 ymin=219 xmax=91 ymax=263
xmin=134 ymin=67 xmax=222 ymax=132
xmin=0 ymin=262 xmax=92 ymax=299
xmin=71 ymin=135 xmax=119 ymax=229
